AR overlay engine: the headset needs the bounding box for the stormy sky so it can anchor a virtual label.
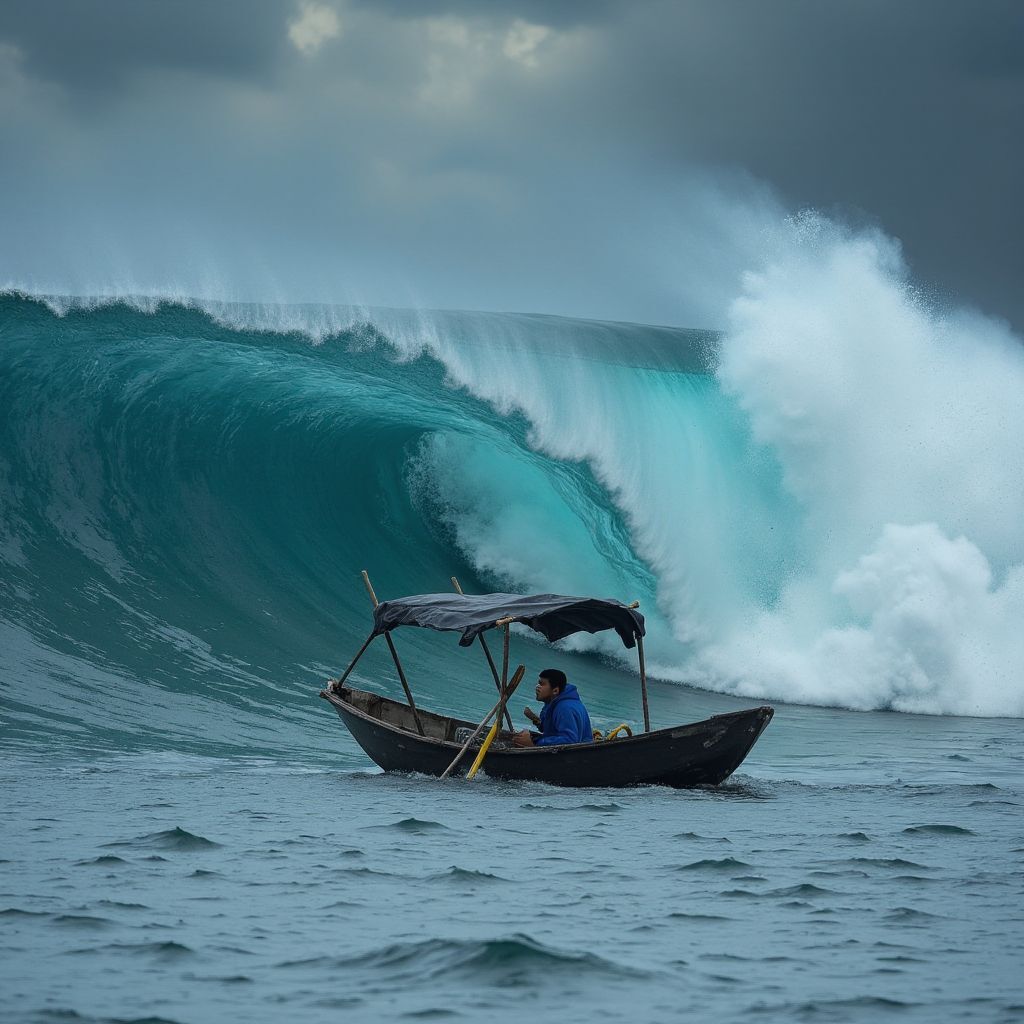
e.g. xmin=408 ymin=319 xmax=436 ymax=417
xmin=1 ymin=0 xmax=1021 ymax=328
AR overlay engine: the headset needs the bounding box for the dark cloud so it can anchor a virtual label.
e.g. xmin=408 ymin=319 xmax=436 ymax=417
xmin=580 ymin=1 xmax=1024 ymax=322
xmin=0 ymin=0 xmax=288 ymax=90
xmin=0 ymin=0 xmax=1020 ymax=328
xmin=348 ymin=0 xmax=616 ymax=28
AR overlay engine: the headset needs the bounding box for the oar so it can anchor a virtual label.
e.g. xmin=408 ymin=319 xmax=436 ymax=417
xmin=466 ymin=664 xmax=526 ymax=780
xmin=440 ymin=665 xmax=525 ymax=780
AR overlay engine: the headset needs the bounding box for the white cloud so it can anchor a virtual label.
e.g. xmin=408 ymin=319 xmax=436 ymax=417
xmin=502 ymin=20 xmax=551 ymax=69
xmin=417 ymin=16 xmax=560 ymax=107
xmin=288 ymin=3 xmax=341 ymax=56
xmin=418 ymin=17 xmax=486 ymax=107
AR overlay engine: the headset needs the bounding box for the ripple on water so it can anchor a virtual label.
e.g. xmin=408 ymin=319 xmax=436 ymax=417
xmin=102 ymin=827 xmax=220 ymax=851
xmin=425 ymin=866 xmax=509 ymax=884
xmin=677 ymin=857 xmax=752 ymax=873
xmin=520 ymin=802 xmax=624 ymax=813
xmin=902 ymin=824 xmax=976 ymax=836
xmin=847 ymin=857 xmax=934 ymax=871
xmin=51 ymin=914 xmax=112 ymax=929
xmin=749 ymin=995 xmax=919 ymax=1017
xmin=397 ymin=1009 xmax=460 ymax=1019
xmin=369 ymin=818 xmax=449 ymax=834
xmin=766 ymin=883 xmax=836 ymax=898
xmin=29 ymin=1012 xmax=186 ymax=1023
xmin=277 ymin=934 xmax=647 ymax=986
xmin=66 ymin=940 xmax=195 ymax=960
xmin=666 ymin=911 xmax=732 ymax=922
xmin=884 ymin=907 xmax=942 ymax=922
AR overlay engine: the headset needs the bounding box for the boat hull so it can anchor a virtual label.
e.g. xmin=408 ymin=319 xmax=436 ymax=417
xmin=321 ymin=685 xmax=773 ymax=788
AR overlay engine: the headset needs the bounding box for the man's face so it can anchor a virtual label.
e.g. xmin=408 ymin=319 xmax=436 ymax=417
xmin=535 ymin=676 xmax=556 ymax=702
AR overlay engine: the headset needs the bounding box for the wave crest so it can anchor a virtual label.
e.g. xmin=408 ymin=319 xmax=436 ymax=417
xmin=3 ymin=220 xmax=1024 ymax=735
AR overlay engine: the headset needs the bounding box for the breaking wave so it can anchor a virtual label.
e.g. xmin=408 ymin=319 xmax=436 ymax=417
xmin=2 ymin=216 xmax=1022 ymax=755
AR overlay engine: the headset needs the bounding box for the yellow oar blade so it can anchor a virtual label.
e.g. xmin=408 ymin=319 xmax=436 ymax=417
xmin=466 ymin=721 xmax=500 ymax=779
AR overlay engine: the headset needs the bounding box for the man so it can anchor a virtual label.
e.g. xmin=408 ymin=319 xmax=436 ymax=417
xmin=512 ymin=668 xmax=593 ymax=747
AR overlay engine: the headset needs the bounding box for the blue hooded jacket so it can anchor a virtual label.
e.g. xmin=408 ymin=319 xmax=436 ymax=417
xmin=536 ymin=684 xmax=593 ymax=746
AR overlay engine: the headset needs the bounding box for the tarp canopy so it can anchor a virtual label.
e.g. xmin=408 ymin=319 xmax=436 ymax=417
xmin=371 ymin=592 xmax=646 ymax=649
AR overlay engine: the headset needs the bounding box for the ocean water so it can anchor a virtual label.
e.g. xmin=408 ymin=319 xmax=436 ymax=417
xmin=3 ymin=220 xmax=1024 ymax=1022
xmin=4 ymin=708 xmax=1023 ymax=1024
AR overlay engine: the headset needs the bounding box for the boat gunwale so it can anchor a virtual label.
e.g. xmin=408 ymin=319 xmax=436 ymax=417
xmin=320 ymin=683 xmax=772 ymax=756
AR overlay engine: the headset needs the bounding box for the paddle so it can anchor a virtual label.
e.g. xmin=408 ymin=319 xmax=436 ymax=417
xmin=440 ymin=664 xmax=525 ymax=780
xmin=466 ymin=664 xmax=526 ymax=780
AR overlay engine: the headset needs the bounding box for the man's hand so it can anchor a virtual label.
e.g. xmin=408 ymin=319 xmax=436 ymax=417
xmin=512 ymin=729 xmax=535 ymax=748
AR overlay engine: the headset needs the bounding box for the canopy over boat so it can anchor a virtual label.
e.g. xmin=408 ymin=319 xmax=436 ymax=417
xmin=370 ymin=591 xmax=646 ymax=649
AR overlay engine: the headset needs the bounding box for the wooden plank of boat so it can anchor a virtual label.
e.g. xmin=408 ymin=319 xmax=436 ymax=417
xmin=321 ymin=684 xmax=773 ymax=789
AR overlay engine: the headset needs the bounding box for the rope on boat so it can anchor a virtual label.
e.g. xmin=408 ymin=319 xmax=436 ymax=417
xmin=593 ymin=724 xmax=633 ymax=741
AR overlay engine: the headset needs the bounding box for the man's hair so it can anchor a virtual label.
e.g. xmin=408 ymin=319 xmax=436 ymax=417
xmin=539 ymin=668 xmax=567 ymax=692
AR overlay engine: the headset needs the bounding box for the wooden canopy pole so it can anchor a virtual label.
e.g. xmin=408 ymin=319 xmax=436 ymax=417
xmin=361 ymin=570 xmax=425 ymax=736
xmin=451 ymin=576 xmax=513 ymax=731
xmin=331 ymin=630 xmax=376 ymax=691
xmin=627 ymin=600 xmax=650 ymax=732
xmin=500 ymin=620 xmax=511 ymax=691
xmin=637 ymin=633 xmax=651 ymax=732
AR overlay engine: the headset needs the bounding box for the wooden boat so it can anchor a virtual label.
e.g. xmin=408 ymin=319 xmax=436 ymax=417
xmin=323 ymin=683 xmax=772 ymax=788
xmin=319 ymin=578 xmax=774 ymax=789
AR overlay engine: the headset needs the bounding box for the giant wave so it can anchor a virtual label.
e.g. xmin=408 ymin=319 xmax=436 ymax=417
xmin=2 ymin=217 xmax=1023 ymax=757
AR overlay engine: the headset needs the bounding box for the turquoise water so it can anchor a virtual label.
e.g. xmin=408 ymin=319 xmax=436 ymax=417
xmin=2 ymin=289 xmax=1024 ymax=1021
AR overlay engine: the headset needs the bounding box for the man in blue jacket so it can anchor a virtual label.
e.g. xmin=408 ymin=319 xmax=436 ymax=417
xmin=512 ymin=668 xmax=593 ymax=747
